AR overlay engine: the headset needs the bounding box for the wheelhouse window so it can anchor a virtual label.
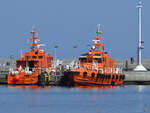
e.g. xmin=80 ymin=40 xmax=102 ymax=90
xmin=38 ymin=56 xmax=43 ymax=59
xmin=26 ymin=56 xmax=30 ymax=59
xmin=32 ymin=56 xmax=37 ymax=59
xmin=94 ymin=53 xmax=100 ymax=56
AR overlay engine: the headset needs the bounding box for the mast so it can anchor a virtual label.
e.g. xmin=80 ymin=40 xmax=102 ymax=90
xmin=29 ymin=25 xmax=40 ymax=51
xmin=134 ymin=1 xmax=147 ymax=71
xmin=92 ymin=24 xmax=104 ymax=51
xmin=96 ymin=24 xmax=101 ymax=40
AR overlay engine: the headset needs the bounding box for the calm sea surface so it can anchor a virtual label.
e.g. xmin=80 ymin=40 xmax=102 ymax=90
xmin=0 ymin=85 xmax=150 ymax=113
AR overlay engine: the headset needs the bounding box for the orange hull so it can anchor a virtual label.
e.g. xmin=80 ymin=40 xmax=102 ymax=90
xmin=64 ymin=70 xmax=125 ymax=87
xmin=8 ymin=72 xmax=38 ymax=85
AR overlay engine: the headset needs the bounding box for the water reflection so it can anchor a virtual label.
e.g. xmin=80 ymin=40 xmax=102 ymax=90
xmin=73 ymin=85 xmax=122 ymax=91
xmin=136 ymin=85 xmax=149 ymax=112
xmin=7 ymin=85 xmax=52 ymax=91
xmin=7 ymin=84 xmax=122 ymax=91
xmin=136 ymin=85 xmax=145 ymax=92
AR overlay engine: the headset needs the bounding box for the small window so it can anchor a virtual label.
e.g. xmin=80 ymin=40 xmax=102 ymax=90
xmin=32 ymin=56 xmax=37 ymax=59
xmin=38 ymin=56 xmax=43 ymax=59
xmin=91 ymin=73 xmax=95 ymax=77
xmin=94 ymin=54 xmax=100 ymax=56
xmin=6 ymin=62 xmax=10 ymax=66
xmin=26 ymin=56 xmax=30 ymax=59
xmin=83 ymin=72 xmax=87 ymax=77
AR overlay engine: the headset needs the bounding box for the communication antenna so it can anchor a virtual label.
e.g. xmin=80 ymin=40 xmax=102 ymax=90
xmin=32 ymin=24 xmax=36 ymax=32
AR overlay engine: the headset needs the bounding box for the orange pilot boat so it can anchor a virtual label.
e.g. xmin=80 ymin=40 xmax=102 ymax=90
xmin=63 ymin=24 xmax=125 ymax=86
xmin=8 ymin=26 xmax=53 ymax=85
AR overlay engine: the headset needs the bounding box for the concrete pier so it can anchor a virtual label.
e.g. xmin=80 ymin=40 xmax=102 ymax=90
xmin=116 ymin=59 xmax=150 ymax=85
xmin=124 ymin=71 xmax=150 ymax=85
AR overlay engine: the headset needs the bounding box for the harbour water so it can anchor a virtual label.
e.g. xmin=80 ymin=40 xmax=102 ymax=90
xmin=0 ymin=85 xmax=150 ymax=113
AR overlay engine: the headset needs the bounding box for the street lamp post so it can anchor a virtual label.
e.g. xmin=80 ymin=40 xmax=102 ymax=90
xmin=54 ymin=45 xmax=58 ymax=81
xmin=54 ymin=45 xmax=58 ymax=68
xmin=73 ymin=45 xmax=77 ymax=60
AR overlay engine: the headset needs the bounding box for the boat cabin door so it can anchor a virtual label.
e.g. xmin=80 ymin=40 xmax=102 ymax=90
xmin=28 ymin=61 xmax=34 ymax=71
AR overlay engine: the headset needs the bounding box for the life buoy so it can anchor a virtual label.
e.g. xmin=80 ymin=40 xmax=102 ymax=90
xmin=86 ymin=66 xmax=89 ymax=70
xmin=14 ymin=75 xmax=20 ymax=81
xmin=99 ymin=69 xmax=104 ymax=74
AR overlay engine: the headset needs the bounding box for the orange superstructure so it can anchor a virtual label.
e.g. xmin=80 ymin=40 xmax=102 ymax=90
xmin=63 ymin=24 xmax=125 ymax=86
xmin=8 ymin=26 xmax=53 ymax=85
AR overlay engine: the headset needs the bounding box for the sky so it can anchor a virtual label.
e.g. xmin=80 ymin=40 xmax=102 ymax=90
xmin=0 ymin=0 xmax=150 ymax=59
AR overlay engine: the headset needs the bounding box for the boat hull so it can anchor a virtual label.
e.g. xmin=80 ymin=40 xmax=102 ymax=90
xmin=8 ymin=72 xmax=38 ymax=85
xmin=62 ymin=70 xmax=125 ymax=87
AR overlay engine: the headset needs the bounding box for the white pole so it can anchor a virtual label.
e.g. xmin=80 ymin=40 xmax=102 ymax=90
xmin=138 ymin=1 xmax=142 ymax=65
xmin=54 ymin=45 xmax=58 ymax=70
xmin=134 ymin=1 xmax=147 ymax=71
xmin=54 ymin=47 xmax=56 ymax=68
